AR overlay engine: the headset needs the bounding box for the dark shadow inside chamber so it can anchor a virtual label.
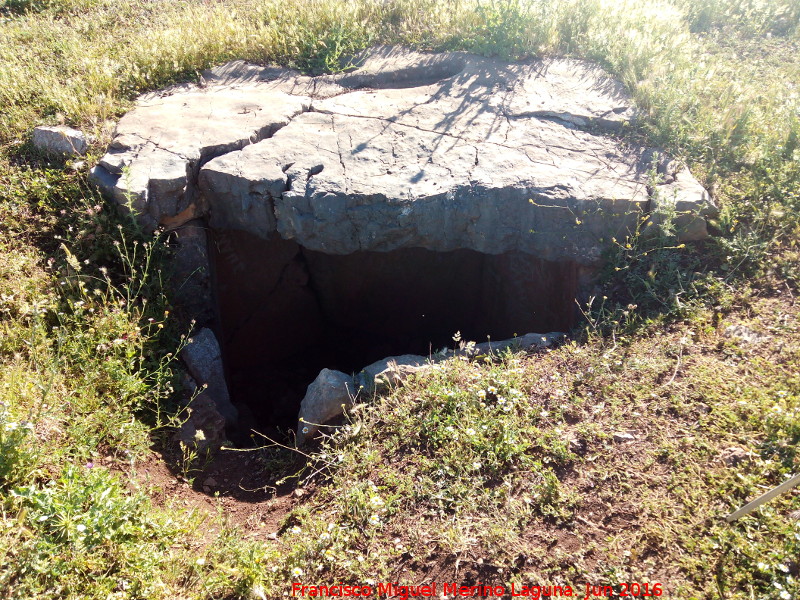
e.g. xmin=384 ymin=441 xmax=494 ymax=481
xmin=209 ymin=229 xmax=578 ymax=439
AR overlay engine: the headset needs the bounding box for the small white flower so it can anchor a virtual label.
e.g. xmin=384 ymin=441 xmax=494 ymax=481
xmin=477 ymin=390 xmax=486 ymax=399
xmin=76 ymin=524 xmax=86 ymax=533
xmin=472 ymin=461 xmax=481 ymax=470
xmin=290 ymin=526 xmax=302 ymax=535
xmin=319 ymin=532 xmax=331 ymax=542
xmin=369 ymin=496 xmax=385 ymax=508
xmin=780 ymin=591 xmax=791 ymax=600
xmin=368 ymin=514 xmax=381 ymax=526
xmin=195 ymin=557 xmax=206 ymax=566
xmin=292 ymin=567 xmax=304 ymax=577
xmin=465 ymin=428 xmax=476 ymax=436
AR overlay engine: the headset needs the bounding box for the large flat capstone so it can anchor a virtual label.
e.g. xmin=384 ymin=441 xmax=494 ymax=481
xmin=92 ymin=47 xmax=716 ymax=265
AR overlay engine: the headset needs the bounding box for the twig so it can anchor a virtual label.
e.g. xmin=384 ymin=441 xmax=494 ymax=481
xmin=662 ymin=343 xmax=684 ymax=387
xmin=726 ymin=473 xmax=800 ymax=522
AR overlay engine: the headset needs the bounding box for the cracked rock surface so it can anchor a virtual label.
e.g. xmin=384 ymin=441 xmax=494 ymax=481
xmin=92 ymin=47 xmax=716 ymax=265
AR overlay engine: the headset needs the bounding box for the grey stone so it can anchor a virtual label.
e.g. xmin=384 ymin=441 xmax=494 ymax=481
xmin=719 ymin=446 xmax=750 ymax=467
xmin=646 ymin=163 xmax=717 ymax=242
xmin=169 ymin=221 xmax=214 ymax=324
xmin=90 ymin=83 xmax=311 ymax=232
xmin=724 ymin=324 xmax=770 ymax=344
xmin=32 ymin=125 xmax=90 ymax=157
xmin=297 ymin=368 xmax=356 ymax=444
xmin=180 ymin=328 xmax=238 ymax=425
xmin=176 ymin=392 xmax=227 ymax=455
xmin=92 ymin=47 xmax=715 ymax=266
xmin=356 ymin=354 xmax=431 ymax=395
xmin=467 ymin=332 xmax=566 ymax=356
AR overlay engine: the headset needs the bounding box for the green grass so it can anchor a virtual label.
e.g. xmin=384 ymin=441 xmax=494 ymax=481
xmin=1 ymin=0 xmax=799 ymax=597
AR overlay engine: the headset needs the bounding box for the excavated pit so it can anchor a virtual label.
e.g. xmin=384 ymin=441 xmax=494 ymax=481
xmin=90 ymin=47 xmax=717 ymax=444
xmin=210 ymin=228 xmax=578 ymax=433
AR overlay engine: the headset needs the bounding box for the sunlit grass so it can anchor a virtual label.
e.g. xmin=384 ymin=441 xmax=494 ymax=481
xmin=1 ymin=0 xmax=798 ymax=597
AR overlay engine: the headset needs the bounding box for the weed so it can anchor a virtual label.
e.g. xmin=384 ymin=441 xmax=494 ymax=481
xmin=1 ymin=0 xmax=799 ymax=597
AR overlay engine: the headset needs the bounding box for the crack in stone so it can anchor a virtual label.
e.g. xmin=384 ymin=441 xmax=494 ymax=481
xmin=309 ymin=108 xmax=626 ymax=180
xmin=331 ymin=115 xmax=349 ymax=194
xmin=121 ymin=132 xmax=191 ymax=162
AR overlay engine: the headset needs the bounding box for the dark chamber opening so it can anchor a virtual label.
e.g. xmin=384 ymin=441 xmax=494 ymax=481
xmin=209 ymin=229 xmax=578 ymax=438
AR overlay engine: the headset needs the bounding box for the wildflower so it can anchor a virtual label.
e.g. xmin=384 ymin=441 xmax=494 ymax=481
xmin=302 ymin=426 xmax=309 ymax=434
xmin=477 ymin=390 xmax=486 ymax=399
xmin=290 ymin=526 xmax=302 ymax=535
xmin=195 ymin=557 xmax=206 ymax=566
xmin=369 ymin=496 xmax=385 ymax=508
xmin=472 ymin=461 xmax=481 ymax=470
xmin=368 ymin=514 xmax=381 ymax=526
xmin=324 ymin=548 xmax=335 ymax=560
xmin=465 ymin=428 xmax=476 ymax=436
xmin=487 ymin=386 xmax=497 ymax=394
xmin=780 ymin=591 xmax=791 ymax=600
xmin=76 ymin=524 xmax=86 ymax=533
xmin=319 ymin=532 xmax=331 ymax=542
xmin=292 ymin=567 xmax=304 ymax=577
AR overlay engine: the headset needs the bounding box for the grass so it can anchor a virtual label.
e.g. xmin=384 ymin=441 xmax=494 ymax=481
xmin=0 ymin=0 xmax=799 ymax=598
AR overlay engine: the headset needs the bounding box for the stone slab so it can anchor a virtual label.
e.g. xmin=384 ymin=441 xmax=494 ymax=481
xmin=93 ymin=47 xmax=716 ymax=265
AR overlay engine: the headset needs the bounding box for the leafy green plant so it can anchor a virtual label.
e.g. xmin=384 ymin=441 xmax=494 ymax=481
xmin=0 ymin=403 xmax=37 ymax=489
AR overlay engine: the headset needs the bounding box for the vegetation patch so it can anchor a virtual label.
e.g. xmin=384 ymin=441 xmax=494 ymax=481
xmin=0 ymin=0 xmax=798 ymax=598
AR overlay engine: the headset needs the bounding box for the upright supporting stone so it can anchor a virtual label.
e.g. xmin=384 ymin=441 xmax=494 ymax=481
xmin=180 ymin=328 xmax=238 ymax=426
